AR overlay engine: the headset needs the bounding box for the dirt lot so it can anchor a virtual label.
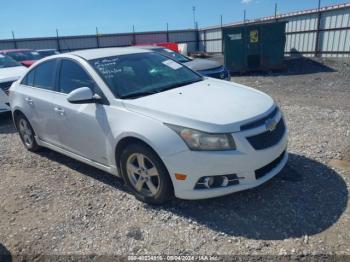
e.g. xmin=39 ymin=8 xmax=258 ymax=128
xmin=0 ymin=57 xmax=350 ymax=259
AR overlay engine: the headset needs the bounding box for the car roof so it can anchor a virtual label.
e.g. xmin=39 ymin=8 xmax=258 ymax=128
xmin=68 ymin=47 xmax=151 ymax=60
xmin=138 ymin=45 xmax=166 ymax=50
xmin=0 ymin=49 xmax=33 ymax=53
xmin=37 ymin=49 xmax=57 ymax=51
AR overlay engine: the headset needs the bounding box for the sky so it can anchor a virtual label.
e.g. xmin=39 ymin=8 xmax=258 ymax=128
xmin=0 ymin=0 xmax=349 ymax=39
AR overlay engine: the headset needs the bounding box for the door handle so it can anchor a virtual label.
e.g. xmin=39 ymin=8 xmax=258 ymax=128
xmin=25 ymin=97 xmax=33 ymax=105
xmin=54 ymin=107 xmax=65 ymax=116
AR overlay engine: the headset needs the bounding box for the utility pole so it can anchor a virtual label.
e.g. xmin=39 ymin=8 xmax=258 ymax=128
xmin=243 ymin=10 xmax=247 ymax=23
xmin=192 ymin=6 xmax=197 ymax=29
xmin=11 ymin=30 xmax=17 ymax=49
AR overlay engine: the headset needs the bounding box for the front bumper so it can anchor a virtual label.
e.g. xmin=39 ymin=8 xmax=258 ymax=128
xmin=0 ymin=91 xmax=10 ymax=113
xmin=162 ymin=114 xmax=288 ymax=200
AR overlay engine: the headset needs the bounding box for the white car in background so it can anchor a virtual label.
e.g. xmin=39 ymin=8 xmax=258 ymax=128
xmin=0 ymin=54 xmax=27 ymax=113
xmin=9 ymin=47 xmax=288 ymax=204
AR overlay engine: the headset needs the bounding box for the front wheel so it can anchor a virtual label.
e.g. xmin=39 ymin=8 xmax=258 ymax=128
xmin=120 ymin=144 xmax=173 ymax=205
xmin=16 ymin=114 xmax=41 ymax=152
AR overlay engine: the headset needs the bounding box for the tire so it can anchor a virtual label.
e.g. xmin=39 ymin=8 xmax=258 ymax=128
xmin=120 ymin=143 xmax=173 ymax=205
xmin=16 ymin=114 xmax=41 ymax=152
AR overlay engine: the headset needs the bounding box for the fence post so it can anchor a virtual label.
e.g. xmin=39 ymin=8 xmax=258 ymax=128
xmin=275 ymin=3 xmax=278 ymax=22
xmin=196 ymin=22 xmax=200 ymax=52
xmin=56 ymin=29 xmax=61 ymax=52
xmin=204 ymin=30 xmax=207 ymax=52
xmin=96 ymin=27 xmax=100 ymax=48
xmin=221 ymin=15 xmax=223 ymax=54
xmin=315 ymin=0 xmax=322 ymax=57
xmin=11 ymin=31 xmax=17 ymax=49
xmin=166 ymin=23 xmax=169 ymax=42
xmin=132 ymin=25 xmax=136 ymax=45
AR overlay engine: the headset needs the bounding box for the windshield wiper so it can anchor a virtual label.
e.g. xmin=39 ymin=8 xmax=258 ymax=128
xmin=161 ymin=78 xmax=203 ymax=92
xmin=120 ymin=90 xmax=160 ymax=99
xmin=120 ymin=79 xmax=203 ymax=99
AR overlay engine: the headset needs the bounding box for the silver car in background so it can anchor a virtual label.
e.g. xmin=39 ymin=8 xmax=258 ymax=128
xmin=141 ymin=46 xmax=230 ymax=80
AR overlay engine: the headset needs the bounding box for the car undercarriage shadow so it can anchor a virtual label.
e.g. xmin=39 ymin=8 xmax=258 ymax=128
xmin=37 ymin=148 xmax=348 ymax=241
xmin=0 ymin=112 xmax=16 ymax=134
xmin=36 ymin=148 xmax=128 ymax=193
xmin=148 ymin=153 xmax=348 ymax=240
xmin=0 ymin=243 xmax=11 ymax=262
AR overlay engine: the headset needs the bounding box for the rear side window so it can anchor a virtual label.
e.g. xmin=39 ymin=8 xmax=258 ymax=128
xmin=33 ymin=60 xmax=57 ymax=91
xmin=58 ymin=60 xmax=95 ymax=94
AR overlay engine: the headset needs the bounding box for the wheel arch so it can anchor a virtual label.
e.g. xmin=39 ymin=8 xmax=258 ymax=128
xmin=114 ymin=136 xmax=172 ymax=184
xmin=115 ymin=136 xmax=159 ymax=170
xmin=12 ymin=109 xmax=27 ymax=130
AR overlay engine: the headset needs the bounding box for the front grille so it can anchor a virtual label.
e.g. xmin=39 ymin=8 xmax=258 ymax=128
xmin=0 ymin=81 xmax=14 ymax=95
xmin=255 ymin=151 xmax=286 ymax=179
xmin=241 ymin=107 xmax=278 ymax=131
xmin=247 ymin=119 xmax=286 ymax=150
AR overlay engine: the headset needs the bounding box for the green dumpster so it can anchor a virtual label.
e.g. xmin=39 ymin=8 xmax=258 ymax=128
xmin=223 ymin=21 xmax=287 ymax=73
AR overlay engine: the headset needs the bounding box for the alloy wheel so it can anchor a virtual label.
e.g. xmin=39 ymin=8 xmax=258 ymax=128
xmin=126 ymin=153 xmax=161 ymax=197
xmin=18 ymin=118 xmax=34 ymax=147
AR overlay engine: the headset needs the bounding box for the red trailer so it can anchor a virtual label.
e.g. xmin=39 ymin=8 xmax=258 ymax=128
xmin=135 ymin=42 xmax=179 ymax=53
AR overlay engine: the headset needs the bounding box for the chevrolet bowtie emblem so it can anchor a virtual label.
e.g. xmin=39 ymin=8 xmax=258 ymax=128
xmin=265 ymin=118 xmax=277 ymax=132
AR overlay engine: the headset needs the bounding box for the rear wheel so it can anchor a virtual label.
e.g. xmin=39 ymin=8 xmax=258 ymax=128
xmin=16 ymin=114 xmax=41 ymax=152
xmin=120 ymin=143 xmax=173 ymax=205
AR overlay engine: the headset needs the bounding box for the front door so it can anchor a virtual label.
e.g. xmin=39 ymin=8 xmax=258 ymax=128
xmin=54 ymin=59 xmax=111 ymax=165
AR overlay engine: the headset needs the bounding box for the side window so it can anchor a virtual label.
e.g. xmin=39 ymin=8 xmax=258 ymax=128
xmin=58 ymin=60 xmax=95 ymax=94
xmin=21 ymin=69 xmax=35 ymax=86
xmin=33 ymin=60 xmax=57 ymax=90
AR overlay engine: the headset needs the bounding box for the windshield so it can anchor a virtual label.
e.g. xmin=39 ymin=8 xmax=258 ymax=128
xmin=0 ymin=54 xmax=22 ymax=68
xmin=153 ymin=48 xmax=191 ymax=63
xmin=90 ymin=52 xmax=203 ymax=99
xmin=7 ymin=50 xmax=41 ymax=62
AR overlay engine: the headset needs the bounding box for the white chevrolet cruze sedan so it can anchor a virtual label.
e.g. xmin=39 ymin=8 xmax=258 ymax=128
xmin=10 ymin=47 xmax=288 ymax=204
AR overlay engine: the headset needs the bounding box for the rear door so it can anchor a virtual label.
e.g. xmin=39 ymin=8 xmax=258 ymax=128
xmin=53 ymin=59 xmax=110 ymax=165
xmin=19 ymin=60 xmax=61 ymax=145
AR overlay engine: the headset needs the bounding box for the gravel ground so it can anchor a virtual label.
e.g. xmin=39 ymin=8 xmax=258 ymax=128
xmin=0 ymin=57 xmax=350 ymax=259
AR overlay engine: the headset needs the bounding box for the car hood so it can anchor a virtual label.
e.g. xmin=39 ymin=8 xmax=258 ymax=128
xmin=184 ymin=58 xmax=222 ymax=71
xmin=0 ymin=66 xmax=27 ymax=82
xmin=20 ymin=60 xmax=36 ymax=67
xmin=122 ymin=78 xmax=275 ymax=133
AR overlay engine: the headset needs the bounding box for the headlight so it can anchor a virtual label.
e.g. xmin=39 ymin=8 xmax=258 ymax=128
xmin=166 ymin=124 xmax=236 ymax=151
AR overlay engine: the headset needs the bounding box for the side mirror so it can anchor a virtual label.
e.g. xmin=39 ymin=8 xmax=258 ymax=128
xmin=67 ymin=87 xmax=101 ymax=104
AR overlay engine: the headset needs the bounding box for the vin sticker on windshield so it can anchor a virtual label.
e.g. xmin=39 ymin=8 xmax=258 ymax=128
xmin=162 ymin=60 xmax=182 ymax=70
